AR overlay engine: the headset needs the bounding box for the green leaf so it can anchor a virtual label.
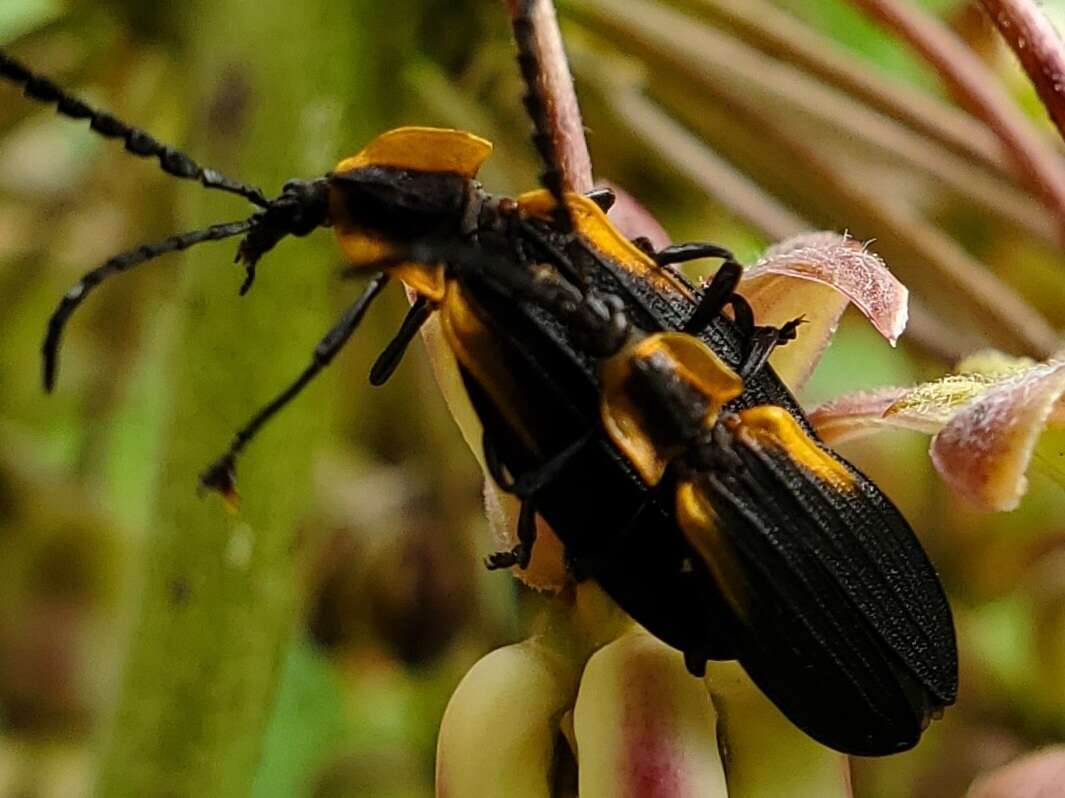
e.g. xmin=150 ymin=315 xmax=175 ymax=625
xmin=0 ymin=0 xmax=61 ymax=42
xmin=252 ymin=641 xmax=348 ymax=798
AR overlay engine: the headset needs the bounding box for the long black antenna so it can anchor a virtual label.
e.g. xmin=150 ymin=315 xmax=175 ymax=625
xmin=199 ymin=272 xmax=393 ymax=503
xmin=0 ymin=50 xmax=268 ymax=207
xmin=511 ymin=0 xmax=573 ymax=232
xmin=43 ymin=218 xmax=257 ymax=391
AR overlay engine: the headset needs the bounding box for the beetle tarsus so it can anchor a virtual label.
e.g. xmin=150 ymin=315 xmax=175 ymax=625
xmin=198 ymin=453 xmax=241 ymax=510
xmin=484 ymin=542 xmax=530 ymax=571
xmin=738 ymin=316 xmax=806 ymax=380
xmin=239 ymin=262 xmax=257 ymax=296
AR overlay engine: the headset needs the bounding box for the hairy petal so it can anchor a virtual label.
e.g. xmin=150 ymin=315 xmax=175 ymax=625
xmin=931 ymin=359 xmax=1065 ymax=511
xmin=886 ymin=373 xmax=1008 ymax=433
xmin=810 ymin=352 xmax=1065 ymax=510
xmin=741 ymin=233 xmax=908 ymax=391
xmin=808 ymin=387 xmax=911 ymax=444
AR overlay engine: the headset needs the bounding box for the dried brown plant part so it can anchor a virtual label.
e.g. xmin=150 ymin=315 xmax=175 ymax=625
xmin=979 ymin=0 xmax=1065 ymax=146
xmin=848 ymin=0 xmax=1065 ymax=246
xmin=677 ymin=0 xmax=1012 ymax=179
xmin=502 ymin=0 xmax=594 ymax=192
xmin=566 ymin=0 xmax=1059 ymax=356
xmin=606 ymin=86 xmax=809 ymax=241
xmin=568 ymin=0 xmax=1058 ymax=249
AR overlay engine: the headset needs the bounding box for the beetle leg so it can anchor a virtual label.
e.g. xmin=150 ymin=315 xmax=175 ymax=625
xmin=682 ymin=259 xmax=744 ymax=334
xmin=482 ymin=431 xmax=517 ymax=493
xmin=513 ymin=432 xmax=593 ymax=498
xmin=683 ymin=264 xmax=803 ymax=376
xmin=585 ymin=186 xmax=616 ymax=212
xmin=648 ymin=241 xmax=737 ymax=285
xmin=484 ymin=432 xmax=592 ymax=570
xmin=199 ymin=272 xmax=392 ymax=501
xmin=484 ymin=431 xmax=592 ymax=500
xmin=654 ymin=242 xmax=736 ymax=268
xmin=485 ymin=499 xmax=537 ymax=571
xmin=726 ymin=292 xmax=756 ymax=340
xmin=738 ymin=317 xmax=806 ymax=380
xmin=368 ymin=296 xmax=433 ymax=386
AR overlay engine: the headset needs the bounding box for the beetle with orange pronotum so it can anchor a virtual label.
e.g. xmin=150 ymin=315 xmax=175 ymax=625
xmin=0 ymin=0 xmax=955 ymax=757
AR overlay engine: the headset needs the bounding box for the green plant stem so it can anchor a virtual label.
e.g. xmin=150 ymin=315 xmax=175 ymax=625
xmin=92 ymin=2 xmax=382 ymax=795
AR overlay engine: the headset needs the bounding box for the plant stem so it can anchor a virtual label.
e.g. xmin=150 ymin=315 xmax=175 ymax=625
xmin=848 ymin=0 xmax=1065 ymax=248
xmin=92 ymin=2 xmax=381 ymax=795
xmin=979 ymin=0 xmax=1065 ymax=146
xmin=503 ymin=0 xmax=594 ymax=192
xmin=566 ymin=0 xmax=1060 ymax=356
xmin=681 ymin=0 xmax=1014 ymax=178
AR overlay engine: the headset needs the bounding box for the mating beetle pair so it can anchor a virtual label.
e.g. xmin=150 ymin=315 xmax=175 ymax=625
xmin=0 ymin=0 xmax=956 ymax=758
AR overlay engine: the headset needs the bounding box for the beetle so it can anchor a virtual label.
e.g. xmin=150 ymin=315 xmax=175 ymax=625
xmin=596 ymin=331 xmax=957 ymax=755
xmin=454 ymin=207 xmax=957 ymax=754
xmin=0 ymin=0 xmax=956 ymax=757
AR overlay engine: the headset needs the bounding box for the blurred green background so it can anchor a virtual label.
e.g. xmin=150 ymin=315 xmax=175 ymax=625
xmin=1 ymin=0 xmax=1063 ymax=796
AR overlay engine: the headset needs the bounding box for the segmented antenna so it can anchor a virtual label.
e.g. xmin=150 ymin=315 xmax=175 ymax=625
xmin=43 ymin=218 xmax=257 ymax=391
xmin=511 ymin=0 xmax=573 ymax=232
xmin=199 ymin=272 xmax=393 ymax=502
xmin=0 ymin=50 xmax=268 ymax=207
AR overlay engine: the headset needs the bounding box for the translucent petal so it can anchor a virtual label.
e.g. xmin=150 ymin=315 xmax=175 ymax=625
xmin=931 ymin=360 xmax=1065 ymax=511
xmin=742 ymin=233 xmax=907 ymax=391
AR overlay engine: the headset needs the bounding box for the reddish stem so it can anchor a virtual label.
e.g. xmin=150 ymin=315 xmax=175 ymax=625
xmin=979 ymin=0 xmax=1065 ymax=146
xmin=503 ymin=0 xmax=594 ymax=192
xmin=849 ymin=0 xmax=1065 ymax=246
